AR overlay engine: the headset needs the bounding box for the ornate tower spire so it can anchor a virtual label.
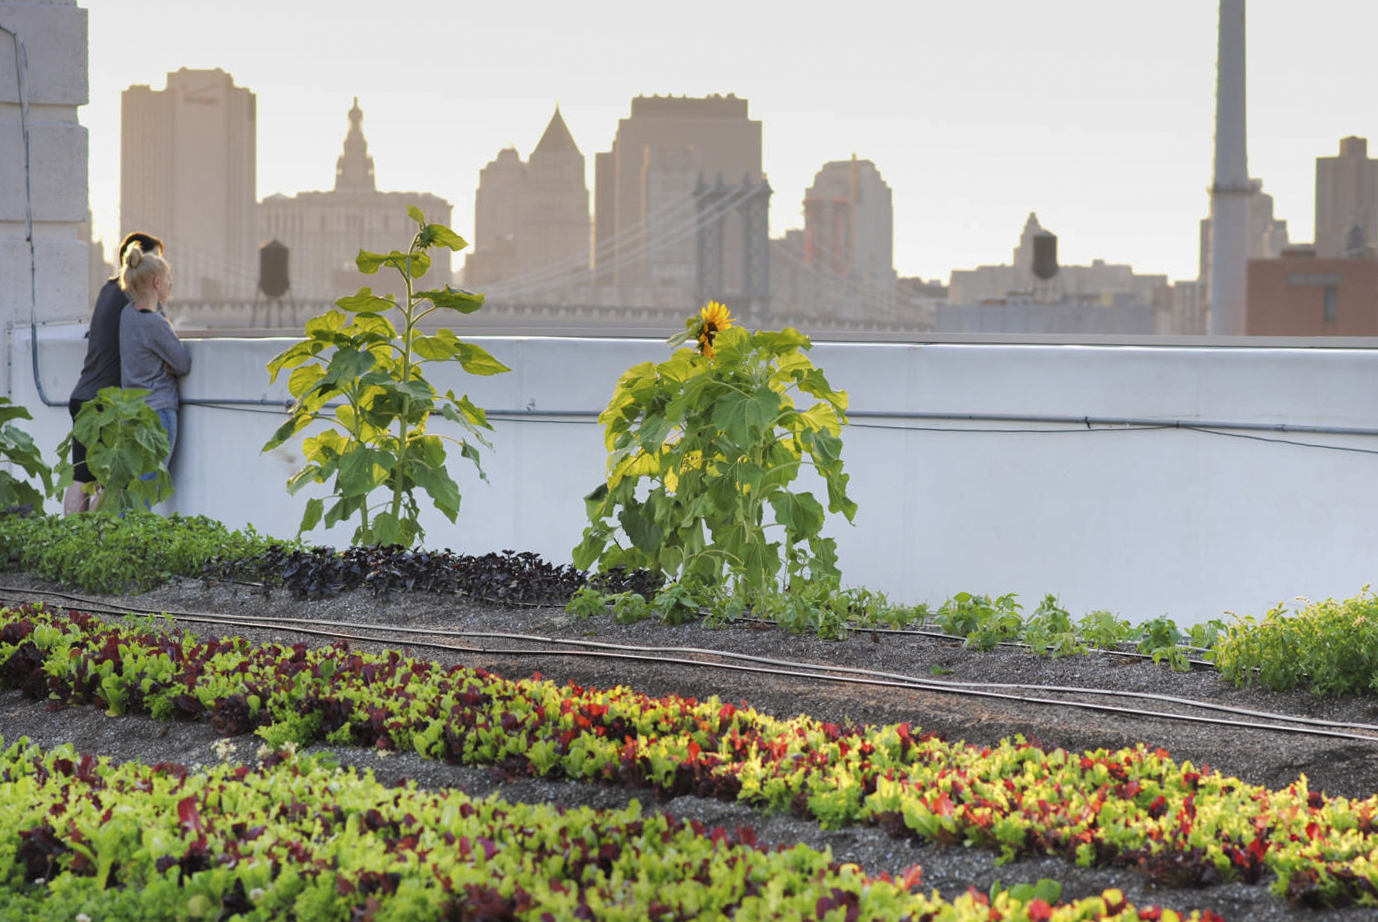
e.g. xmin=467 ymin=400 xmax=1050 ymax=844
xmin=334 ymin=96 xmax=375 ymax=192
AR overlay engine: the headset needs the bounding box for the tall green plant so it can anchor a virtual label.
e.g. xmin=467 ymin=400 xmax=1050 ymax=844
xmin=263 ymin=207 xmax=509 ymax=547
xmin=55 ymin=386 xmax=171 ymax=512
xmin=574 ymin=303 xmax=856 ymax=602
xmin=0 ymin=397 xmax=52 ymax=512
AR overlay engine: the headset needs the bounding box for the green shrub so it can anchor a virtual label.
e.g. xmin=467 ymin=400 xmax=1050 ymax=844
xmin=1217 ymin=588 xmax=1378 ymax=696
xmin=0 ymin=510 xmax=283 ymax=593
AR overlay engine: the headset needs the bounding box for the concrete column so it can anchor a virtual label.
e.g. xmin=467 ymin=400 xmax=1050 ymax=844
xmin=0 ymin=0 xmax=89 ymax=399
xmin=1208 ymin=0 xmax=1249 ymax=335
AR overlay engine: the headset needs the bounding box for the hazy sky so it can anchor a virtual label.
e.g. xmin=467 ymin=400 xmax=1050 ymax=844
xmin=83 ymin=1 xmax=1378 ymax=283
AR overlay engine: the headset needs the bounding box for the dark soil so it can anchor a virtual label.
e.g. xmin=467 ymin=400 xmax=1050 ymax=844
xmin=1 ymin=571 xmax=1376 ymax=922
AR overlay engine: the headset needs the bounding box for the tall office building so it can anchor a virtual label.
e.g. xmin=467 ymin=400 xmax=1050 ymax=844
xmin=121 ymin=68 xmax=257 ymax=299
xmin=594 ymin=94 xmax=762 ymax=301
xmin=1315 ymin=136 xmax=1378 ymax=258
xmin=803 ymin=156 xmax=895 ymax=284
xmin=467 ymin=107 xmax=590 ymax=293
xmin=258 ymin=99 xmax=451 ymax=301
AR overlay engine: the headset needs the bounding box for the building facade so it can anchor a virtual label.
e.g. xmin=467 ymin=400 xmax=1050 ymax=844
xmin=803 ymin=156 xmax=895 ymax=285
xmin=466 ymin=108 xmax=590 ymax=296
xmin=1315 ymin=136 xmax=1378 ymax=259
xmin=121 ymin=68 xmax=257 ymax=299
xmin=768 ymin=157 xmax=898 ymax=322
xmin=593 ymin=94 xmax=763 ymax=306
xmin=1247 ymin=250 xmax=1378 ymax=335
xmin=257 ymin=99 xmax=451 ymax=302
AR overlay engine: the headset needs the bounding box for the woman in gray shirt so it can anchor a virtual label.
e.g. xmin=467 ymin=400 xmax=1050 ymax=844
xmin=118 ymin=243 xmax=191 ymax=477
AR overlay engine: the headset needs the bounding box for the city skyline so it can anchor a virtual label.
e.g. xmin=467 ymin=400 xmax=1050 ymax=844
xmin=86 ymin=0 xmax=1378 ymax=284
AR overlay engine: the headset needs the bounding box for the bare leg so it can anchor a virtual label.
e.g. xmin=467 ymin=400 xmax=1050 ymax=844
xmin=62 ymin=483 xmax=91 ymax=515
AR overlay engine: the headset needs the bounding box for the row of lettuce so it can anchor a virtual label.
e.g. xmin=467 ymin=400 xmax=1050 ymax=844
xmin=1 ymin=604 xmax=1375 ymax=911
xmin=0 ymin=738 xmax=1213 ymax=922
xmin=5 ymin=509 xmax=1378 ymax=698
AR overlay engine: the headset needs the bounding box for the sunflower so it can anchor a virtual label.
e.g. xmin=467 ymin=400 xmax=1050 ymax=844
xmin=696 ymin=301 xmax=734 ymax=358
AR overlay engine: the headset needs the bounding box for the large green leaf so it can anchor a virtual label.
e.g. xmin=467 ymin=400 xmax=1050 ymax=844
xmin=336 ymin=288 xmax=396 ymax=313
xmin=410 ymin=460 xmax=461 ymax=521
xmin=336 ymin=447 xmax=392 ymax=497
xmin=405 ymin=250 xmax=432 ymax=278
xmin=305 ymin=309 xmax=348 ymax=338
xmin=637 ymin=414 xmax=675 ymax=454
xmin=768 ymin=491 xmax=825 ymax=539
xmin=711 ymin=386 xmax=780 ymax=445
xmin=298 ymin=497 xmax=324 ymax=533
xmin=321 ymin=349 xmax=377 ymax=388
xmin=286 ymin=364 xmax=326 ymax=400
xmin=416 ymin=286 xmax=485 ymax=313
xmin=619 ymin=504 xmax=664 ymax=555
xmin=370 ymin=511 xmax=406 ymax=547
xmin=456 ymin=342 xmax=511 ymax=376
xmin=412 ymin=333 xmax=459 ymax=361
xmin=355 ymin=250 xmax=389 ymax=275
xmin=0 ymin=400 xmax=32 ymax=425
xmin=424 ymin=224 xmax=468 ymax=252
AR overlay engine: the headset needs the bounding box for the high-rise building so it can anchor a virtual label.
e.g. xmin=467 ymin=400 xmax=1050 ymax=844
xmin=1315 ymin=136 xmax=1378 ymax=259
xmin=594 ymin=94 xmax=762 ymax=302
xmin=466 ymin=108 xmax=590 ymax=293
xmin=121 ymin=68 xmax=257 ymax=299
xmin=803 ymin=156 xmax=895 ymax=285
xmin=258 ymin=99 xmax=451 ymax=302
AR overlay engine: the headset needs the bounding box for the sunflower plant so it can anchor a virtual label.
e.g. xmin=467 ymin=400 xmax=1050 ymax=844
xmin=262 ymin=206 xmax=509 ymax=547
xmin=574 ymin=303 xmax=857 ymax=604
xmin=55 ymin=387 xmax=171 ymax=513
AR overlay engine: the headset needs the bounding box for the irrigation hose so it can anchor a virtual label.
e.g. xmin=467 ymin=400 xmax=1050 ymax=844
xmin=2 ymin=586 xmax=1374 ymax=745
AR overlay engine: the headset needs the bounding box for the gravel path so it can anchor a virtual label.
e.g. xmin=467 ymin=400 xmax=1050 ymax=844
xmin=2 ymin=572 xmax=1376 ymax=921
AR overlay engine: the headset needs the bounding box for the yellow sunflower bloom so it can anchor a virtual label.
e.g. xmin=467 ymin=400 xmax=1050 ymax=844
xmin=696 ymin=301 xmax=734 ymax=358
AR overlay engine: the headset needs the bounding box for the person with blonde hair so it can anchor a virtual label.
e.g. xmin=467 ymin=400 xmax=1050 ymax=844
xmin=118 ymin=242 xmax=191 ymax=491
xmin=63 ymin=231 xmax=164 ymax=514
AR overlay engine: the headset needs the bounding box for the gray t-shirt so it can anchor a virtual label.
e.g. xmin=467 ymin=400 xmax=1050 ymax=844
xmin=119 ymin=305 xmax=191 ymax=411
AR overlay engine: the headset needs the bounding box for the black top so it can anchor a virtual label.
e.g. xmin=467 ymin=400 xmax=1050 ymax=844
xmin=69 ymin=278 xmax=127 ymax=402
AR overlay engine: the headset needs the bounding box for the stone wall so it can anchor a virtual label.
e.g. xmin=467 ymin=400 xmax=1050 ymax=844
xmin=0 ymin=0 xmax=89 ymax=366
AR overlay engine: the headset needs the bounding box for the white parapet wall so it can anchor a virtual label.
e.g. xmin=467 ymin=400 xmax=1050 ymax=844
xmin=10 ymin=324 xmax=1378 ymax=626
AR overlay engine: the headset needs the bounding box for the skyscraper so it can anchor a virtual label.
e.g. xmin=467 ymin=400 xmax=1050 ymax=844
xmin=803 ymin=156 xmax=895 ymax=284
xmin=258 ymin=99 xmax=451 ymax=302
xmin=467 ymin=107 xmax=590 ymax=293
xmin=594 ymin=94 xmax=762 ymax=301
xmin=121 ymin=68 xmax=257 ymax=299
xmin=1315 ymin=136 xmax=1378 ymax=258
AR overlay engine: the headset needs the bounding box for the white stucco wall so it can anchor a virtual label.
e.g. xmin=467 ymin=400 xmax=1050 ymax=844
xmin=11 ymin=326 xmax=1378 ymax=627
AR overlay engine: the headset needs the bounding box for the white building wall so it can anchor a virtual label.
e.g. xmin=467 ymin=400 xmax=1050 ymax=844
xmin=11 ymin=328 xmax=1378 ymax=627
xmin=0 ymin=1 xmax=89 ymax=333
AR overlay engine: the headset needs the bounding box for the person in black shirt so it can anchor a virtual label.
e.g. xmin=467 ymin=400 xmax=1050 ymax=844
xmin=63 ymin=231 xmax=164 ymax=515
